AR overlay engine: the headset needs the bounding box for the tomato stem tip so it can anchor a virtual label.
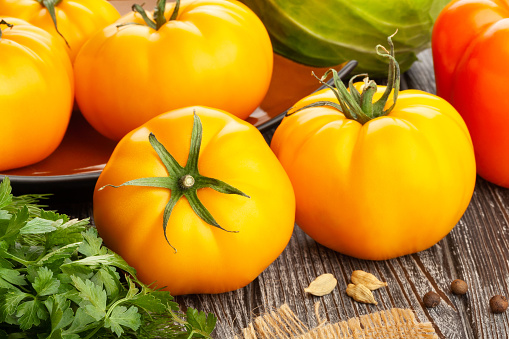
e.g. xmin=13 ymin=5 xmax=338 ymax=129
xmin=131 ymin=0 xmax=180 ymax=30
xmin=36 ymin=0 xmax=70 ymax=47
xmin=0 ymin=19 xmax=13 ymax=40
xmin=288 ymin=32 xmax=401 ymax=124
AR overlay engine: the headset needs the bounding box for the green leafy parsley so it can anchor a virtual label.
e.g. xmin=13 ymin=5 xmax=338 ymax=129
xmin=0 ymin=177 xmax=216 ymax=338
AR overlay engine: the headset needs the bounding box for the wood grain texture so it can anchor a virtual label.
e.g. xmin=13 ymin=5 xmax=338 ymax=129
xmin=49 ymin=49 xmax=509 ymax=338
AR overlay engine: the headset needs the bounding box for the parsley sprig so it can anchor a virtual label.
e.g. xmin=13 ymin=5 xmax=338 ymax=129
xmin=0 ymin=177 xmax=216 ymax=338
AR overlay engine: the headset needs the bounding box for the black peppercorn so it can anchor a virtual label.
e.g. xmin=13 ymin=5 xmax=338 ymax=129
xmin=451 ymin=279 xmax=468 ymax=295
xmin=490 ymin=295 xmax=508 ymax=314
xmin=423 ymin=291 xmax=441 ymax=308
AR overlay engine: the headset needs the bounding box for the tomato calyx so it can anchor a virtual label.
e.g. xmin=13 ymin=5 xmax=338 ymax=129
xmin=99 ymin=113 xmax=250 ymax=253
xmin=0 ymin=20 xmax=13 ymax=39
xmin=131 ymin=0 xmax=180 ymax=31
xmin=35 ymin=0 xmax=70 ymax=47
xmin=288 ymin=32 xmax=401 ymax=124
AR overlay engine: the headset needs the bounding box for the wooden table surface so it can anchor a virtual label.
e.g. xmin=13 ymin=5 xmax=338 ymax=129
xmin=41 ymin=49 xmax=509 ymax=339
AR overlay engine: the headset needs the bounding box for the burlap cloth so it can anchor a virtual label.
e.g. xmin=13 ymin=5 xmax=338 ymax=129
xmin=236 ymin=303 xmax=438 ymax=339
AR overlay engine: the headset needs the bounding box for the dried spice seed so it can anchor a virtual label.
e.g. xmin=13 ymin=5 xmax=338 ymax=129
xmin=346 ymin=283 xmax=378 ymax=305
xmin=304 ymin=273 xmax=338 ymax=296
xmin=423 ymin=291 xmax=441 ymax=308
xmin=490 ymin=295 xmax=508 ymax=314
xmin=351 ymin=270 xmax=388 ymax=291
xmin=450 ymin=279 xmax=468 ymax=295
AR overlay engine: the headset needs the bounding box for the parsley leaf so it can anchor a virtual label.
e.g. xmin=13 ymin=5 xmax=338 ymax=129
xmin=16 ymin=299 xmax=48 ymax=330
xmin=0 ymin=289 xmax=31 ymax=322
xmin=0 ymin=267 xmax=27 ymax=288
xmin=186 ymin=308 xmax=217 ymax=335
xmin=105 ymin=305 xmax=141 ymax=337
xmin=20 ymin=217 xmax=59 ymax=235
xmin=0 ymin=177 xmax=12 ymax=210
xmin=0 ymin=177 xmax=217 ymax=338
xmin=71 ymin=275 xmax=107 ymax=321
xmin=33 ymin=267 xmax=61 ymax=296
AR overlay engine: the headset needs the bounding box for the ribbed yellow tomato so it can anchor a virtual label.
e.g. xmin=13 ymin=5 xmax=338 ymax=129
xmin=271 ymin=37 xmax=476 ymax=260
xmin=74 ymin=0 xmax=273 ymax=141
xmin=0 ymin=0 xmax=120 ymax=61
xmin=0 ymin=18 xmax=73 ymax=172
xmin=93 ymin=106 xmax=295 ymax=295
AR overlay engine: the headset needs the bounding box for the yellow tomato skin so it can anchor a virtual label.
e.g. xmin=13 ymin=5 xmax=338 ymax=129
xmin=74 ymin=0 xmax=273 ymax=141
xmin=0 ymin=18 xmax=73 ymax=172
xmin=0 ymin=0 xmax=120 ymax=61
xmin=93 ymin=106 xmax=295 ymax=295
xmin=271 ymin=85 xmax=476 ymax=260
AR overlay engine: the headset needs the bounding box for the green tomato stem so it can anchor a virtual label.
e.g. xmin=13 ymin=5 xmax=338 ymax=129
xmin=35 ymin=0 xmax=70 ymax=47
xmin=132 ymin=0 xmax=180 ymax=31
xmin=169 ymin=0 xmax=181 ymax=21
xmin=99 ymin=113 xmax=249 ymax=253
xmin=289 ymin=32 xmax=401 ymax=124
xmin=0 ymin=20 xmax=13 ymax=40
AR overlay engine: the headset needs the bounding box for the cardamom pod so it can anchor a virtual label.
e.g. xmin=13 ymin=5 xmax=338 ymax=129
xmin=351 ymin=270 xmax=388 ymax=291
xmin=346 ymin=283 xmax=378 ymax=305
xmin=304 ymin=273 xmax=337 ymax=296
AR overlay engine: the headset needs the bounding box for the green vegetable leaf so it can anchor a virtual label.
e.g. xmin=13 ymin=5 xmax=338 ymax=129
xmin=0 ymin=289 xmax=31 ymax=321
xmin=46 ymin=219 xmax=88 ymax=248
xmin=8 ymin=243 xmax=42 ymax=263
xmin=0 ymin=268 xmax=27 ymax=289
xmin=16 ymin=299 xmax=48 ymax=330
xmin=0 ymin=206 xmax=28 ymax=242
xmin=62 ymin=253 xmax=137 ymax=280
xmin=70 ymin=275 xmax=107 ymax=321
xmin=32 ymin=267 xmax=60 ymax=296
xmin=91 ymin=267 xmax=121 ymax=300
xmin=40 ymin=209 xmax=70 ymax=223
xmin=105 ymin=305 xmax=141 ymax=337
xmin=44 ymin=295 xmax=74 ymax=334
xmin=60 ymin=261 xmax=94 ymax=280
xmin=78 ymin=228 xmax=107 ymax=257
xmin=0 ymin=210 xmax=10 ymax=222
xmin=0 ymin=256 xmax=12 ymax=269
xmin=0 ymin=178 xmax=217 ymax=338
xmin=0 ymin=177 xmax=12 ymax=209
xmin=63 ymin=307 xmax=98 ymax=337
xmin=130 ymin=293 xmax=169 ymax=314
xmin=186 ymin=308 xmax=217 ymax=335
xmin=19 ymin=217 xmax=59 ymax=235
xmin=37 ymin=242 xmax=81 ymax=267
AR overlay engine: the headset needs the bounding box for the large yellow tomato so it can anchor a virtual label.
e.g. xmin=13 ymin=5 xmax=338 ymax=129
xmin=93 ymin=106 xmax=295 ymax=295
xmin=0 ymin=0 xmax=120 ymax=61
xmin=0 ymin=18 xmax=73 ymax=172
xmin=271 ymin=36 xmax=476 ymax=260
xmin=74 ymin=0 xmax=273 ymax=141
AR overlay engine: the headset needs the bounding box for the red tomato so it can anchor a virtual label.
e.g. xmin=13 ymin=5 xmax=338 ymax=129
xmin=432 ymin=0 xmax=509 ymax=187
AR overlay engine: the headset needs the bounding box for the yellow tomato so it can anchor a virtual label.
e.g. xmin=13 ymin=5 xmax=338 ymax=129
xmin=271 ymin=36 xmax=476 ymax=260
xmin=93 ymin=106 xmax=295 ymax=295
xmin=0 ymin=0 xmax=120 ymax=61
xmin=74 ymin=0 xmax=273 ymax=141
xmin=0 ymin=18 xmax=73 ymax=172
